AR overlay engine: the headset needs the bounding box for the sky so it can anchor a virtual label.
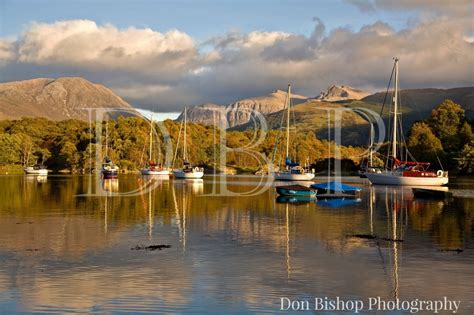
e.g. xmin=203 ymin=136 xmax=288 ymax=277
xmin=0 ymin=0 xmax=473 ymax=115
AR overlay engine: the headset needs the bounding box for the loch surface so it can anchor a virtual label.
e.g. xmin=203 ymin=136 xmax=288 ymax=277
xmin=0 ymin=175 xmax=473 ymax=313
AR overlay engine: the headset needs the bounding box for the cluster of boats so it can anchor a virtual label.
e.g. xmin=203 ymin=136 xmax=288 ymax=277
xmin=100 ymin=106 xmax=203 ymax=180
xmin=276 ymin=181 xmax=362 ymax=206
xmin=275 ymin=58 xmax=450 ymax=205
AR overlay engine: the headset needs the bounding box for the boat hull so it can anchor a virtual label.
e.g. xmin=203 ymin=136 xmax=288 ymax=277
xmin=173 ymin=170 xmax=204 ymax=179
xmin=24 ymin=168 xmax=48 ymax=175
xmin=274 ymin=172 xmax=315 ymax=181
xmin=141 ymin=169 xmax=171 ymax=176
xmin=276 ymin=186 xmax=316 ymax=198
xmin=366 ymin=172 xmax=448 ymax=186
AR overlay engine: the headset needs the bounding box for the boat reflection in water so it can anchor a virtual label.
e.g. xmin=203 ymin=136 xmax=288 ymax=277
xmin=173 ymin=178 xmax=204 ymax=194
xmin=316 ymin=197 xmax=362 ymax=208
xmin=102 ymin=178 xmax=119 ymax=192
xmin=276 ymin=195 xmax=314 ymax=205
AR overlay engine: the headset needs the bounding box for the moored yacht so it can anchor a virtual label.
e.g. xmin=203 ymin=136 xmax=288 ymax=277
xmin=24 ymin=164 xmax=48 ymax=175
xmin=274 ymin=84 xmax=315 ymax=181
xmin=172 ymin=107 xmax=204 ymax=179
xmin=140 ymin=116 xmax=171 ymax=176
xmin=101 ymin=120 xmax=119 ymax=179
xmin=365 ymin=58 xmax=448 ymax=186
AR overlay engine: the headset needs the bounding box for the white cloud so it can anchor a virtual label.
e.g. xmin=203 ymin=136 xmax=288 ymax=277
xmin=0 ymin=39 xmax=16 ymax=61
xmin=15 ymin=20 xmax=198 ymax=78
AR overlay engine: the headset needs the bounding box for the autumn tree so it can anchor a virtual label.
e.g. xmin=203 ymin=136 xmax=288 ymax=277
xmin=429 ymin=100 xmax=466 ymax=151
xmin=407 ymin=122 xmax=443 ymax=163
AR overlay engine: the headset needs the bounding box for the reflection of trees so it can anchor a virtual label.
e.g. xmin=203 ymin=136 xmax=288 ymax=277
xmin=430 ymin=198 xmax=473 ymax=250
xmin=409 ymin=197 xmax=473 ymax=250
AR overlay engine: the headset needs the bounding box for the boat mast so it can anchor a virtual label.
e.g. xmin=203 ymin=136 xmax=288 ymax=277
xmin=369 ymin=123 xmax=374 ymax=167
xmin=183 ymin=107 xmax=187 ymax=162
xmin=105 ymin=120 xmax=108 ymax=157
xmin=392 ymin=58 xmax=399 ymax=162
xmin=149 ymin=116 xmax=153 ymax=162
xmin=286 ymin=84 xmax=291 ymax=159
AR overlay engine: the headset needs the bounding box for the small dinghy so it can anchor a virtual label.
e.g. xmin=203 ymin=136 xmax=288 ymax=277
xmin=276 ymin=185 xmax=316 ymax=198
xmin=310 ymin=181 xmax=361 ymax=197
xmin=412 ymin=188 xmax=453 ymax=199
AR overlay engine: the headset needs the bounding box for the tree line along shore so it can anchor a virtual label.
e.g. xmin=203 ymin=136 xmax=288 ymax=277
xmin=0 ymin=99 xmax=472 ymax=176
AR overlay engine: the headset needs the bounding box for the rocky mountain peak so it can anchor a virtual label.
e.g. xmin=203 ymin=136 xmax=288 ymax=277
xmin=315 ymin=85 xmax=370 ymax=102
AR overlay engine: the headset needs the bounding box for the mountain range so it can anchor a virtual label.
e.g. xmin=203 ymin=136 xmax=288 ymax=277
xmin=0 ymin=77 xmax=472 ymax=145
xmin=178 ymin=85 xmax=474 ymax=144
xmin=176 ymin=89 xmax=308 ymax=128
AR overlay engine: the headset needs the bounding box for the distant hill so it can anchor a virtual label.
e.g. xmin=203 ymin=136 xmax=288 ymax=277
xmin=176 ymin=86 xmax=473 ymax=146
xmin=236 ymin=86 xmax=474 ymax=146
xmin=177 ymin=89 xmax=308 ymax=128
xmin=362 ymin=87 xmax=474 ymax=113
xmin=234 ymin=100 xmax=371 ymax=145
xmin=176 ymin=103 xmax=223 ymax=126
xmin=314 ymin=85 xmax=370 ymax=102
xmin=0 ymin=77 xmax=135 ymax=121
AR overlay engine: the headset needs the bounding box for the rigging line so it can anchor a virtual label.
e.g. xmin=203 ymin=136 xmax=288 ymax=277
xmin=272 ymin=88 xmax=292 ymax=165
xmin=290 ymin=93 xmax=298 ymax=161
xmin=139 ymin=139 xmax=147 ymax=167
xmin=172 ymin=119 xmax=184 ymax=168
xmin=380 ymin=62 xmax=396 ymax=118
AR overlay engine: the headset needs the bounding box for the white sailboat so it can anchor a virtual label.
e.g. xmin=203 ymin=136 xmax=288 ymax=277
xmin=101 ymin=120 xmax=119 ymax=179
xmin=274 ymin=84 xmax=315 ymax=181
xmin=140 ymin=116 xmax=171 ymax=176
xmin=24 ymin=164 xmax=48 ymax=175
xmin=365 ymin=58 xmax=448 ymax=186
xmin=173 ymin=107 xmax=204 ymax=179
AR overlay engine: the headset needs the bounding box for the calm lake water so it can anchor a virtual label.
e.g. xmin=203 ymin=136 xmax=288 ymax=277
xmin=0 ymin=175 xmax=473 ymax=314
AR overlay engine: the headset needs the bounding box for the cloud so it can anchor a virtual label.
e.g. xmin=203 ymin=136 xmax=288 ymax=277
xmin=0 ymin=13 xmax=473 ymax=112
xmin=346 ymin=0 xmax=474 ymax=16
xmin=15 ymin=20 xmax=200 ymax=80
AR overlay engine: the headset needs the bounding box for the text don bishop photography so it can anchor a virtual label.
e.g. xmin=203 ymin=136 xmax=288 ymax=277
xmin=280 ymin=296 xmax=461 ymax=313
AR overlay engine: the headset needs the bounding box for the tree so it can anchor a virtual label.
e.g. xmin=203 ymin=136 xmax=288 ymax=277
xmin=59 ymin=141 xmax=80 ymax=171
xmin=429 ymin=100 xmax=465 ymax=151
xmin=0 ymin=134 xmax=21 ymax=164
xmin=458 ymin=140 xmax=474 ymax=174
xmin=407 ymin=122 xmax=443 ymax=163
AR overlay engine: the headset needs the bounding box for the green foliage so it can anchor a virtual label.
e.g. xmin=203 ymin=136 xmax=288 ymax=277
xmin=0 ymin=134 xmax=21 ymax=164
xmin=429 ymin=100 xmax=466 ymax=151
xmin=458 ymin=140 xmax=474 ymax=175
xmin=404 ymin=99 xmax=472 ymax=174
xmin=0 ymin=100 xmax=471 ymax=175
xmin=407 ymin=122 xmax=443 ymax=163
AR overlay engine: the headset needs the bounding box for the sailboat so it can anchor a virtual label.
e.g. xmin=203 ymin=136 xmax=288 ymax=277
xmin=141 ymin=116 xmax=171 ymax=176
xmin=172 ymin=107 xmax=204 ymax=179
xmin=365 ymin=58 xmax=448 ymax=186
xmin=274 ymin=84 xmax=315 ymax=181
xmin=24 ymin=163 xmax=48 ymax=175
xmin=101 ymin=120 xmax=119 ymax=179
xmin=358 ymin=123 xmax=380 ymax=177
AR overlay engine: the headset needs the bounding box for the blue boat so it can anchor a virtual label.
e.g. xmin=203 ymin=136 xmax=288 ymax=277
xmin=276 ymin=185 xmax=317 ymax=198
xmin=311 ymin=181 xmax=361 ymax=196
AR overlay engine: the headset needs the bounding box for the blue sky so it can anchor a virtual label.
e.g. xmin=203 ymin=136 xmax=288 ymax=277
xmin=0 ymin=0 xmax=472 ymax=114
